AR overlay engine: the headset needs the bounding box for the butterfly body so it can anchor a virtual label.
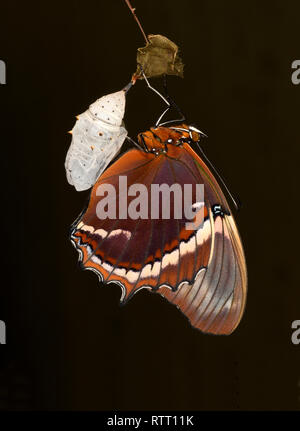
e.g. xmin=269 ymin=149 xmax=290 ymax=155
xmin=70 ymin=124 xmax=247 ymax=335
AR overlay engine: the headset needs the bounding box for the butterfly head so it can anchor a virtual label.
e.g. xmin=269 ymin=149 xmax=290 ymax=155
xmin=137 ymin=123 xmax=205 ymax=154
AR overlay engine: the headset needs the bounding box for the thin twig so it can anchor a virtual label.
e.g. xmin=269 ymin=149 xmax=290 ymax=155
xmin=124 ymin=0 xmax=148 ymax=44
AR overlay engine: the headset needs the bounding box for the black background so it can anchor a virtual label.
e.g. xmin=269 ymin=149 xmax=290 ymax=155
xmin=0 ymin=0 xmax=299 ymax=411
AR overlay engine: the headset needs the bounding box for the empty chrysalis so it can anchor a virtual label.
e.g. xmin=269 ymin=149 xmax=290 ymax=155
xmin=65 ymin=88 xmax=129 ymax=191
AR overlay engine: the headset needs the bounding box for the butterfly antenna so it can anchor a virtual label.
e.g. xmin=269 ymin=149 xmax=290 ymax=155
xmin=196 ymin=142 xmax=241 ymax=211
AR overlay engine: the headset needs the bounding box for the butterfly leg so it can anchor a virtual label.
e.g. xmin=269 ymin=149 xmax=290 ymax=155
xmin=139 ymin=66 xmax=187 ymax=127
xmin=126 ymin=136 xmax=146 ymax=152
xmin=157 ymin=75 xmax=186 ymax=126
xmin=138 ymin=65 xmax=172 ymax=126
xmin=155 ymin=106 xmax=172 ymax=127
xmin=155 ymin=75 xmax=188 ymax=126
xmin=140 ymin=67 xmax=170 ymax=108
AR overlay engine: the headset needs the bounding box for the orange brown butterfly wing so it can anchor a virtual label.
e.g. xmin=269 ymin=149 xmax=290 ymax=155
xmin=155 ymin=143 xmax=247 ymax=335
xmin=157 ymin=207 xmax=247 ymax=335
xmin=71 ymin=144 xmax=247 ymax=334
xmin=71 ymin=147 xmax=210 ymax=300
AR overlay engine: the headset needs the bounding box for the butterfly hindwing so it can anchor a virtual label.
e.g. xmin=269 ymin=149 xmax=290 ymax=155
xmin=157 ymin=207 xmax=247 ymax=335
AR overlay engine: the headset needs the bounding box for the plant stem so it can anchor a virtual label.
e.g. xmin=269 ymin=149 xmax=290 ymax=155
xmin=124 ymin=0 xmax=149 ymax=44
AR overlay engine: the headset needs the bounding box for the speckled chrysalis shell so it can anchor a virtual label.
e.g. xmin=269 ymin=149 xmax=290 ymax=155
xmin=65 ymin=89 xmax=128 ymax=191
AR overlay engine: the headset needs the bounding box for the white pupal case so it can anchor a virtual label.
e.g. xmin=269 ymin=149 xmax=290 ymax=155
xmin=65 ymin=89 xmax=128 ymax=191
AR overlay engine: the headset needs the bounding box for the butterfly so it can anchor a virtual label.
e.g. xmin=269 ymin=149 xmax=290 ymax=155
xmin=65 ymin=85 xmax=131 ymax=191
xmin=70 ymin=123 xmax=247 ymax=335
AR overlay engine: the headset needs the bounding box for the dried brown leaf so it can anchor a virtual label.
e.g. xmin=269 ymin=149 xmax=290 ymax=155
xmin=133 ymin=34 xmax=184 ymax=80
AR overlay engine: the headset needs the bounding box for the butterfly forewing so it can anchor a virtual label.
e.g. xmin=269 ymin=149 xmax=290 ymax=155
xmin=70 ymin=127 xmax=247 ymax=335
